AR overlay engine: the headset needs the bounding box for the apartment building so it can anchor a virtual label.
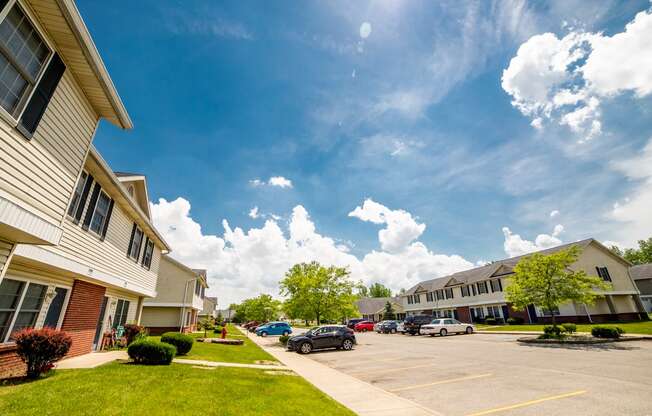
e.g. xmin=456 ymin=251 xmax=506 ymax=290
xmin=0 ymin=0 xmax=170 ymax=378
xmin=630 ymin=264 xmax=652 ymax=312
xmin=401 ymin=239 xmax=648 ymax=324
xmin=140 ymin=256 xmax=208 ymax=335
xmin=356 ymin=297 xmax=405 ymax=322
xmin=198 ymin=296 xmax=218 ymax=321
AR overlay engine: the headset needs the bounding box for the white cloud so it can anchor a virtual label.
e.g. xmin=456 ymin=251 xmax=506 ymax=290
xmin=359 ymin=22 xmax=372 ymax=39
xmin=248 ymin=206 xmax=259 ymax=219
xmin=549 ymin=209 xmax=560 ymax=218
xmin=249 ymin=179 xmax=264 ymax=187
xmin=349 ymin=199 xmax=426 ymax=253
xmin=268 ymin=176 xmax=293 ymax=188
xmin=152 ymin=197 xmax=474 ymax=305
xmin=501 ymin=224 xmax=564 ymax=257
xmin=502 ymin=10 xmax=652 ymax=141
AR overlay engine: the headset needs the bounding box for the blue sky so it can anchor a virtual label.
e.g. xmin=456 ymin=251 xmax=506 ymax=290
xmin=78 ymin=1 xmax=652 ymax=304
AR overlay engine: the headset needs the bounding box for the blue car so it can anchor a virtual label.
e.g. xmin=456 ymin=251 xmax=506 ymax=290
xmin=256 ymin=322 xmax=292 ymax=337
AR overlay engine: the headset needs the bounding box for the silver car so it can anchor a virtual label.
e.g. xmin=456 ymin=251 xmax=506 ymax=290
xmin=420 ymin=318 xmax=475 ymax=336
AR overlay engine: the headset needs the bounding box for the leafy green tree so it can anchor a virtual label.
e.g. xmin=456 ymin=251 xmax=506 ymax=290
xmin=369 ymin=283 xmax=392 ymax=298
xmin=280 ymin=261 xmax=359 ymax=324
xmin=610 ymin=237 xmax=652 ymax=265
xmin=505 ymin=246 xmax=611 ymax=328
xmin=232 ymin=295 xmax=281 ymax=322
xmin=382 ymin=301 xmax=396 ymax=320
xmin=357 ymin=285 xmax=369 ymax=297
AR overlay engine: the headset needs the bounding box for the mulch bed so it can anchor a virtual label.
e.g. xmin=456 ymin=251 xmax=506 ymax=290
xmin=517 ymin=335 xmax=649 ymax=344
xmin=196 ymin=338 xmax=244 ymax=345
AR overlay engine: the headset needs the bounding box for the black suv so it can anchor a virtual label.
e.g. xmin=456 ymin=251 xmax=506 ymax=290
xmin=287 ymin=325 xmax=356 ymax=354
xmin=403 ymin=315 xmax=433 ymax=335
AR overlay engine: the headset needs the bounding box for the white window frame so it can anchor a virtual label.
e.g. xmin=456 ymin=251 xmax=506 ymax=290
xmin=141 ymin=239 xmax=154 ymax=269
xmin=88 ymin=189 xmax=111 ymax=236
xmin=0 ymin=275 xmax=71 ymax=343
xmin=0 ymin=0 xmax=55 ymax=126
xmin=129 ymin=227 xmax=144 ymax=260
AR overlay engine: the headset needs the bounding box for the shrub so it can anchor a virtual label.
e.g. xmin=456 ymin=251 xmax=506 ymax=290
xmin=506 ymin=317 xmax=524 ymax=325
xmin=591 ymin=326 xmax=623 ymax=339
xmin=213 ymin=326 xmax=224 ymax=334
xmin=14 ymin=327 xmax=72 ymax=379
xmin=561 ymin=323 xmax=576 ymax=334
xmin=540 ymin=325 xmax=565 ymax=339
xmin=128 ymin=340 xmax=176 ymax=364
xmin=484 ymin=317 xmax=497 ymax=325
xmin=123 ymin=324 xmax=147 ymax=345
xmin=279 ymin=335 xmax=290 ymax=345
xmin=160 ymin=332 xmax=194 ymax=355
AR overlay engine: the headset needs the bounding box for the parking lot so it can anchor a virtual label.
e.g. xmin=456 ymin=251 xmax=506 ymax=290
xmin=306 ymin=332 xmax=652 ymax=416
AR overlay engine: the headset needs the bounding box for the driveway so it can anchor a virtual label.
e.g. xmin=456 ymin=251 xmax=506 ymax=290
xmin=306 ymin=331 xmax=652 ymax=416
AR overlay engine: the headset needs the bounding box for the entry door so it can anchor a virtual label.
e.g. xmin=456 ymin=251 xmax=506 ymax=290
xmin=501 ymin=305 xmax=510 ymax=320
xmin=93 ymin=296 xmax=109 ymax=350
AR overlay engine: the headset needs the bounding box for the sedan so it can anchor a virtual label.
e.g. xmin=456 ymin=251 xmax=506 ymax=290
xmin=420 ymin=318 xmax=475 ymax=336
xmin=353 ymin=321 xmax=375 ymax=332
xmin=255 ymin=322 xmax=292 ymax=337
xmin=287 ymin=325 xmax=356 ymax=354
xmin=379 ymin=320 xmax=399 ymax=334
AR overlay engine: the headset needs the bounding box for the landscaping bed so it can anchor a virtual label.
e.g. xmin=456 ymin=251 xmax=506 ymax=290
xmin=481 ymin=320 xmax=652 ymax=335
xmin=196 ymin=338 xmax=244 ymax=345
xmin=517 ymin=335 xmax=649 ymax=344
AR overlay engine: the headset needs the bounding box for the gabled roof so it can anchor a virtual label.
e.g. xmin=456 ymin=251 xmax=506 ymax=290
xmin=356 ymin=297 xmax=402 ymax=315
xmin=630 ymin=264 xmax=652 ymax=281
xmin=115 ymin=172 xmax=151 ymax=220
xmin=405 ymin=239 xmax=597 ymax=295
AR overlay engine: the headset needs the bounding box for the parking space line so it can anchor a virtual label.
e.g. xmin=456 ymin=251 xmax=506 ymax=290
xmin=389 ymin=373 xmax=493 ymax=392
xmin=349 ymin=363 xmax=438 ymax=376
xmin=464 ymin=390 xmax=588 ymax=416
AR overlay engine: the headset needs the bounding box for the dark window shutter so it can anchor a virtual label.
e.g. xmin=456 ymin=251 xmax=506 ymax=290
xmin=17 ymin=53 xmax=66 ymax=138
xmin=81 ymin=183 xmax=101 ymax=230
xmin=498 ymin=279 xmax=502 ymax=291
xmin=127 ymin=223 xmax=136 ymax=256
xmin=73 ymin=174 xmax=94 ymax=223
xmin=99 ymin=199 xmax=114 ymax=240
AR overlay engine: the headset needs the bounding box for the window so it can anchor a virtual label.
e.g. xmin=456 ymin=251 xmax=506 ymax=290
xmin=67 ymin=172 xmax=88 ymax=217
xmin=112 ymin=299 xmax=130 ymax=329
xmin=596 ymin=267 xmax=612 ymax=282
xmin=407 ymin=295 xmax=413 ymax=305
xmin=477 ymin=281 xmax=488 ymax=294
xmin=472 ymin=307 xmax=484 ymax=319
xmin=540 ymin=306 xmax=560 ymax=316
xmin=0 ymin=2 xmax=51 ymax=116
xmin=445 ymin=288 xmax=454 ymax=299
xmin=128 ymin=227 xmax=144 ymax=260
xmin=43 ymin=287 xmax=68 ymax=328
xmin=141 ymin=239 xmax=154 ymax=269
xmin=436 ymin=289 xmax=444 ymax=300
xmin=487 ymin=305 xmax=501 ymax=317
xmin=461 ymin=285 xmax=470 ymax=297
xmin=89 ymin=191 xmax=111 ymax=235
xmin=413 ymin=294 xmax=420 ymax=304
xmin=490 ymin=279 xmax=502 ymax=292
xmin=426 ymin=292 xmax=433 ymax=302
xmin=194 ymin=280 xmax=201 ymax=296
xmin=0 ymin=278 xmax=47 ymax=342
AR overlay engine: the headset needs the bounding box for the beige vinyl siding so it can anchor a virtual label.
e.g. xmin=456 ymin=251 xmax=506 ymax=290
xmin=5 ymin=261 xmax=74 ymax=288
xmin=141 ymin=307 xmax=182 ymax=328
xmin=0 ymin=239 xmax=15 ymax=276
xmin=0 ymin=71 xmax=97 ymax=225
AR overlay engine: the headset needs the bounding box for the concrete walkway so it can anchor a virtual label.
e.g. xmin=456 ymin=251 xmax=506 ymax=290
xmin=56 ymin=350 xmax=128 ymax=369
xmin=173 ymin=358 xmax=289 ymax=370
xmin=245 ymin=329 xmax=441 ymax=416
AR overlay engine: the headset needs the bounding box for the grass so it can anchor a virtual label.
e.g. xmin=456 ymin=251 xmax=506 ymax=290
xmin=0 ymin=362 xmax=354 ymax=416
xmin=481 ymin=320 xmax=652 ymax=335
xmin=150 ymin=324 xmax=277 ymax=364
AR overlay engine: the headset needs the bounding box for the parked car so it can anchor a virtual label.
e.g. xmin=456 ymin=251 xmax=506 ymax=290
xmin=353 ymin=321 xmax=375 ymax=332
xmin=420 ymin=318 xmax=475 ymax=336
xmin=255 ymin=322 xmax=292 ymax=337
xmin=374 ymin=322 xmax=383 ymax=332
xmin=396 ymin=320 xmax=405 ymax=334
xmin=403 ymin=315 xmax=434 ymax=335
xmin=287 ymin=325 xmax=356 ymax=354
xmin=243 ymin=321 xmax=259 ymax=330
xmin=346 ymin=318 xmax=365 ymax=329
xmin=379 ymin=320 xmax=399 ymax=334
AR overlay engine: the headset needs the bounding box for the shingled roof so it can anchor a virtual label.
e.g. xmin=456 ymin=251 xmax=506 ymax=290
xmin=630 ymin=264 xmax=652 ymax=281
xmin=356 ymin=297 xmax=402 ymax=315
xmin=405 ymin=239 xmax=596 ymax=295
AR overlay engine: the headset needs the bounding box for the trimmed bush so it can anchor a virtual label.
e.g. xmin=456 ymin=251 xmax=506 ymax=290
xmin=540 ymin=325 xmax=565 ymax=339
xmin=213 ymin=326 xmax=224 ymax=334
xmin=484 ymin=317 xmax=497 ymax=325
xmin=160 ymin=332 xmax=194 ymax=355
xmin=279 ymin=335 xmax=290 ymax=345
xmin=561 ymin=323 xmax=577 ymax=334
xmin=123 ymin=324 xmax=147 ymax=345
xmin=14 ymin=327 xmax=72 ymax=379
xmin=128 ymin=340 xmax=176 ymax=364
xmin=591 ymin=326 xmax=623 ymax=339
xmin=506 ymin=317 xmax=524 ymax=325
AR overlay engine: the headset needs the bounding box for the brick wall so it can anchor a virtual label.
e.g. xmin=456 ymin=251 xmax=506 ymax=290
xmin=506 ymin=303 xmax=531 ymax=323
xmin=0 ymin=343 xmax=24 ymax=379
xmin=61 ymin=280 xmax=106 ymax=357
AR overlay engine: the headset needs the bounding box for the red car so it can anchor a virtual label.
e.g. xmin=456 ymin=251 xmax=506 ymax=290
xmin=354 ymin=321 xmax=375 ymax=332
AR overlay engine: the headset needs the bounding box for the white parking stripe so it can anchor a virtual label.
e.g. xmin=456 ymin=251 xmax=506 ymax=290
xmin=389 ymin=373 xmax=493 ymax=392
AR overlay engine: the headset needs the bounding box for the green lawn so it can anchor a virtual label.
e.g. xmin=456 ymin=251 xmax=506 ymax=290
xmin=481 ymin=320 xmax=652 ymax=335
xmin=0 ymin=363 xmax=354 ymax=416
xmin=150 ymin=324 xmax=277 ymax=364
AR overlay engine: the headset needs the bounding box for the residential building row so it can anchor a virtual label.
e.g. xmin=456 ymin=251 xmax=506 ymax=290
xmin=0 ymin=0 xmax=213 ymax=378
xmin=399 ymin=239 xmax=648 ymax=324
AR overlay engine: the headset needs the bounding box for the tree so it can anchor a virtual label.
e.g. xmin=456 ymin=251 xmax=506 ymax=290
xmin=382 ymin=301 xmax=396 ymax=320
xmin=505 ymin=246 xmax=611 ymax=327
xmin=231 ymin=295 xmax=281 ymax=323
xmin=280 ymin=261 xmax=359 ymax=325
xmin=369 ymin=283 xmax=392 ymax=298
xmin=357 ymin=285 xmax=369 ymax=297
xmin=610 ymin=237 xmax=652 ymax=265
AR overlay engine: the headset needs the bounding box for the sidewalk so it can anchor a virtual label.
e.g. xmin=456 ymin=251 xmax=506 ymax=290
xmin=56 ymin=350 xmax=127 ymax=369
xmin=174 ymin=358 xmax=289 ymax=370
xmin=245 ymin=329 xmax=441 ymax=416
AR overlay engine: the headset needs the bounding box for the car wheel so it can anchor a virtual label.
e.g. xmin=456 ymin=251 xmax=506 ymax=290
xmin=299 ymin=342 xmax=313 ymax=354
xmin=261 ymin=331 xmax=268 ymax=337
xmin=466 ymin=326 xmax=473 ymax=334
xmin=391 ymin=328 xmax=396 ymax=334
xmin=362 ymin=328 xmax=367 ymax=332
xmin=342 ymin=339 xmax=354 ymax=351
xmin=282 ymin=331 xmax=289 ymax=336
xmin=440 ymin=328 xmax=447 ymax=337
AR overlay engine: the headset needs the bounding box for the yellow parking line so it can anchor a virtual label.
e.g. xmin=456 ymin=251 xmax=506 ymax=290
xmin=465 ymin=390 xmax=588 ymax=416
xmin=390 ymin=373 xmax=493 ymax=392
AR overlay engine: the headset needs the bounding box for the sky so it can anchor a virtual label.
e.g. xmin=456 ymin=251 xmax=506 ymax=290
xmin=78 ymin=0 xmax=652 ymax=306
